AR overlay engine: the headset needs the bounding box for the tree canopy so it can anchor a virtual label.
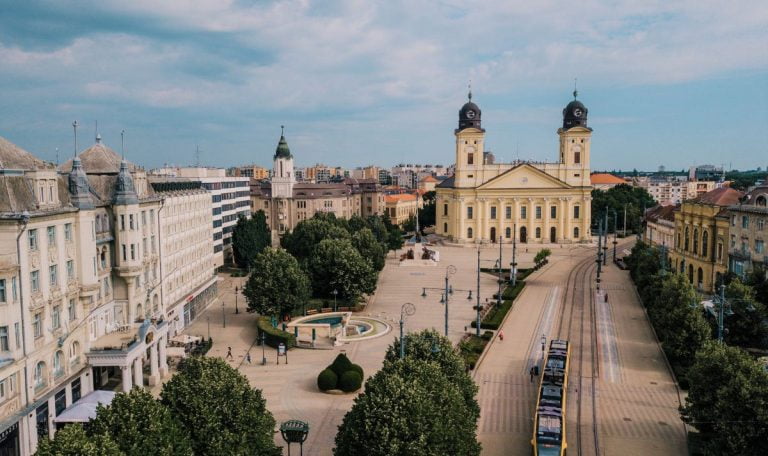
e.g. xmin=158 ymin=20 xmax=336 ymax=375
xmin=722 ymin=279 xmax=768 ymax=349
xmin=334 ymin=358 xmax=481 ymax=456
xmin=89 ymin=388 xmax=192 ymax=456
xmin=243 ymin=247 xmax=311 ymax=317
xmin=160 ymin=357 xmax=281 ymax=456
xmin=306 ymin=238 xmax=377 ymax=301
xmin=591 ymin=184 xmax=655 ymax=233
xmin=418 ymin=190 xmax=436 ymax=229
xmin=232 ymin=211 xmax=271 ymax=269
xmin=384 ymin=329 xmax=479 ymax=421
xmin=34 ymin=424 xmax=122 ymax=456
xmin=351 ymin=228 xmax=386 ymax=271
xmin=681 ymin=341 xmax=768 ymax=455
xmin=281 ymin=217 xmax=351 ymax=260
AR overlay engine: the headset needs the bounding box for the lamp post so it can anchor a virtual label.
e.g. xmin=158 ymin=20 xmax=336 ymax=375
xmin=234 ymin=285 xmax=239 ymax=314
xmin=510 ymin=223 xmax=518 ymax=287
xmin=332 ymin=289 xmax=338 ymax=312
xmin=260 ymin=332 xmax=267 ymax=365
xmin=612 ymin=209 xmax=618 ymax=263
xmin=421 ymin=265 xmax=470 ymax=337
xmin=399 ymin=302 xmax=416 ymax=359
xmin=596 ymin=219 xmax=603 ymax=292
xmin=602 ymin=209 xmax=609 ymax=266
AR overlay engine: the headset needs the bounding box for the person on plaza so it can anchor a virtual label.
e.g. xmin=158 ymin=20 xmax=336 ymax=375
xmin=498 ymin=330 xmax=504 ymax=342
xmin=246 ymin=351 xmax=251 ymax=364
xmin=226 ymin=346 xmax=233 ymax=360
xmin=530 ymin=366 xmax=535 ymax=383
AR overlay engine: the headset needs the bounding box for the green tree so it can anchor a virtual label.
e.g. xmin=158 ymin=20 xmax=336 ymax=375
xmin=384 ymin=329 xmax=479 ymax=421
xmin=232 ymin=211 xmax=272 ymax=269
xmin=722 ymin=279 xmax=768 ymax=349
xmin=418 ymin=190 xmax=436 ymax=228
xmin=88 ymin=388 xmax=191 ymax=456
xmin=34 ymin=424 xmax=122 ymax=456
xmin=590 ymin=184 xmax=655 ymax=233
xmin=402 ymin=215 xmax=417 ymax=233
xmin=351 ymin=228 xmax=386 ymax=271
xmin=160 ymin=357 xmax=281 ymax=456
xmin=364 ymin=215 xmax=390 ymax=245
xmin=745 ymin=265 xmax=768 ymax=305
xmin=281 ymin=218 xmax=350 ymax=260
xmin=383 ymin=214 xmax=405 ymax=251
xmin=533 ymin=248 xmax=552 ymax=266
xmin=306 ymin=239 xmax=377 ymax=301
xmin=243 ymin=248 xmax=311 ymax=317
xmin=681 ymin=341 xmax=768 ymax=455
xmin=334 ymin=358 xmax=481 ymax=456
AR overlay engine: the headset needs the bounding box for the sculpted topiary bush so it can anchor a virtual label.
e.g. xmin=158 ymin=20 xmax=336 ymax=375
xmin=339 ymin=371 xmax=362 ymax=393
xmin=317 ymin=368 xmax=338 ymax=391
xmin=330 ymin=353 xmax=353 ymax=377
xmin=350 ymin=363 xmax=364 ymax=379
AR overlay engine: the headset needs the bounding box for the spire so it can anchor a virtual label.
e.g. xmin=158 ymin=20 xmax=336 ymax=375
xmin=95 ymin=120 xmax=101 ymax=143
xmin=274 ymin=125 xmax=292 ymax=160
xmin=114 ymin=159 xmax=138 ymax=205
xmin=72 ymin=120 xmax=78 ymax=157
xmin=468 ymin=80 xmax=472 ymax=101
xmin=68 ymin=156 xmax=94 ymax=209
xmin=573 ymin=77 xmax=578 ymax=99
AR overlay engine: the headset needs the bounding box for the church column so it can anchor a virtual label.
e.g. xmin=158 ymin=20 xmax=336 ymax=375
xmin=497 ymin=198 xmax=504 ymax=241
xmin=543 ymin=198 xmax=550 ymax=244
xmin=121 ymin=365 xmax=132 ymax=392
xmin=565 ymin=197 xmax=572 ymax=242
xmin=476 ymin=197 xmax=485 ymax=242
xmin=559 ymin=198 xmax=567 ymax=243
xmin=126 ymin=277 xmax=135 ymax=324
xmin=457 ymin=198 xmax=465 ymax=242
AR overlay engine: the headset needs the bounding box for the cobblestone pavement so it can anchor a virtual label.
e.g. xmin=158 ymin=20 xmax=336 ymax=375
xmin=184 ymin=244 xmax=537 ymax=455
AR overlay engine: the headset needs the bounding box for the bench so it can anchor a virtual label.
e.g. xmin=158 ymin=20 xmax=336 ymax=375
xmin=321 ymin=308 xmax=333 ymax=313
xmin=306 ymin=309 xmax=319 ymax=315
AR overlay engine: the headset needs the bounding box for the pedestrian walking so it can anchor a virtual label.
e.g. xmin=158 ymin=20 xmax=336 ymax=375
xmin=529 ymin=366 xmax=535 ymax=383
xmin=498 ymin=330 xmax=504 ymax=342
xmin=246 ymin=351 xmax=251 ymax=364
xmin=226 ymin=346 xmax=233 ymax=360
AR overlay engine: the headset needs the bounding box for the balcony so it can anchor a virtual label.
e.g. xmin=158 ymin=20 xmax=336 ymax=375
xmin=729 ymin=249 xmax=751 ymax=261
xmin=53 ymin=367 xmax=65 ymax=379
xmin=34 ymin=378 xmax=48 ymax=393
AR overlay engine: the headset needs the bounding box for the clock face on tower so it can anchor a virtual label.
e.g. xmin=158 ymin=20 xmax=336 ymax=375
xmin=466 ymin=110 xmax=476 ymax=119
xmin=573 ymin=108 xmax=583 ymax=117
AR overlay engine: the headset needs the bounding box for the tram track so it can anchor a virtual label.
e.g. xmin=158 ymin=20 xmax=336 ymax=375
xmin=556 ymin=253 xmax=600 ymax=456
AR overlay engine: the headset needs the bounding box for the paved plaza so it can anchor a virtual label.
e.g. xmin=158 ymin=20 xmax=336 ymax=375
xmin=184 ymin=244 xmax=540 ymax=455
xmin=182 ymin=241 xmax=686 ymax=455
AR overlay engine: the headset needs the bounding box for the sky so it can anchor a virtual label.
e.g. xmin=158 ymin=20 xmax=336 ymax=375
xmin=0 ymin=0 xmax=766 ymax=172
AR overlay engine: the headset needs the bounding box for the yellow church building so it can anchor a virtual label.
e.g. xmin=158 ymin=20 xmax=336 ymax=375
xmin=436 ymin=90 xmax=593 ymax=244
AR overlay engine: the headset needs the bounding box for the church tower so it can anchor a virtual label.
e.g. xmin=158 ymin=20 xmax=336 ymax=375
xmin=271 ymin=126 xmax=295 ymax=199
xmin=453 ymin=89 xmax=485 ymax=188
xmin=558 ymin=90 xmax=592 ymax=187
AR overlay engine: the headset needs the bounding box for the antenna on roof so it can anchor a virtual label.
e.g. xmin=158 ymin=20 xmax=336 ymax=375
xmin=72 ymin=121 xmax=78 ymax=157
xmin=195 ymin=144 xmax=201 ymax=167
xmin=281 ymin=125 xmax=285 ymax=137
xmin=120 ymin=130 xmax=125 ymax=159
xmin=55 ymin=147 xmax=59 ymax=166
xmin=95 ymin=120 xmax=101 ymax=143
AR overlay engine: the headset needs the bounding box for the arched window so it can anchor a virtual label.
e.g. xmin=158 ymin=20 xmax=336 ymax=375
xmin=573 ymin=227 xmax=580 ymax=239
xmin=505 ymin=227 xmax=511 ymax=238
xmin=70 ymin=341 xmax=80 ymax=359
xmin=688 ymin=264 xmax=694 ymax=283
xmin=702 ymin=231 xmax=709 ymax=258
xmin=535 ymin=227 xmax=541 ymax=238
xmin=95 ymin=215 xmax=101 ymax=232
xmin=443 ymin=223 xmax=448 ymax=234
xmin=53 ymin=351 xmax=64 ymax=378
xmin=684 ymin=227 xmax=690 ymax=251
xmin=136 ymin=304 xmax=143 ymax=321
xmin=35 ymin=361 xmax=46 ymax=388
xmin=756 ymin=195 xmax=767 ymax=207
xmin=153 ymin=295 xmax=159 ymax=314
xmin=697 ymin=268 xmax=704 ymax=289
xmin=693 ymin=228 xmax=699 ymax=254
xmin=467 ymin=227 xmax=473 ymax=239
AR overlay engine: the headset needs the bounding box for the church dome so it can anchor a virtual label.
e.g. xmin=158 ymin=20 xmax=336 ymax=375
xmin=562 ymin=90 xmax=588 ymax=130
xmin=457 ymin=90 xmax=483 ymax=132
xmin=274 ymin=126 xmax=292 ymax=160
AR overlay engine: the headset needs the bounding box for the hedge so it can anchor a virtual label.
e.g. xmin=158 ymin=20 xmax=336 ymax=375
xmin=190 ymin=338 xmax=213 ymax=357
xmin=458 ymin=335 xmax=489 ymax=370
xmin=471 ymin=281 xmax=526 ymax=330
xmin=256 ymin=316 xmax=296 ymax=349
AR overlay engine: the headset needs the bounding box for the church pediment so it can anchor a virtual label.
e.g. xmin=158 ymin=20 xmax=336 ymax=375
xmin=478 ymin=164 xmax=572 ymax=190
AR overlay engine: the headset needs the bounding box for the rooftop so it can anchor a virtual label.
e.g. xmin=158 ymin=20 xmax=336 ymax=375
xmin=590 ymin=173 xmax=627 ymax=185
xmin=691 ymin=186 xmax=743 ymax=206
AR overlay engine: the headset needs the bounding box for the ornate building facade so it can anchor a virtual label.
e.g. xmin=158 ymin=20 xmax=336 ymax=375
xmin=250 ymin=131 xmax=383 ymax=238
xmin=436 ymin=92 xmax=593 ymax=244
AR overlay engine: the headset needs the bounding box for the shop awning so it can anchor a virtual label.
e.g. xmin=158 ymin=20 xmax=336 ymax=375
xmin=54 ymin=390 xmax=116 ymax=423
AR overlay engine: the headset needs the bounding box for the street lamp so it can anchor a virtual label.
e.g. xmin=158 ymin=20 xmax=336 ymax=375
xmin=234 ymin=285 xmax=239 ymax=315
xmin=280 ymin=420 xmax=310 ymax=456
xmin=331 ymin=289 xmax=338 ymax=312
xmin=399 ymin=302 xmax=416 ymax=359
xmin=260 ymin=332 xmax=267 ymax=365
xmin=421 ymin=265 xmax=471 ymax=337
